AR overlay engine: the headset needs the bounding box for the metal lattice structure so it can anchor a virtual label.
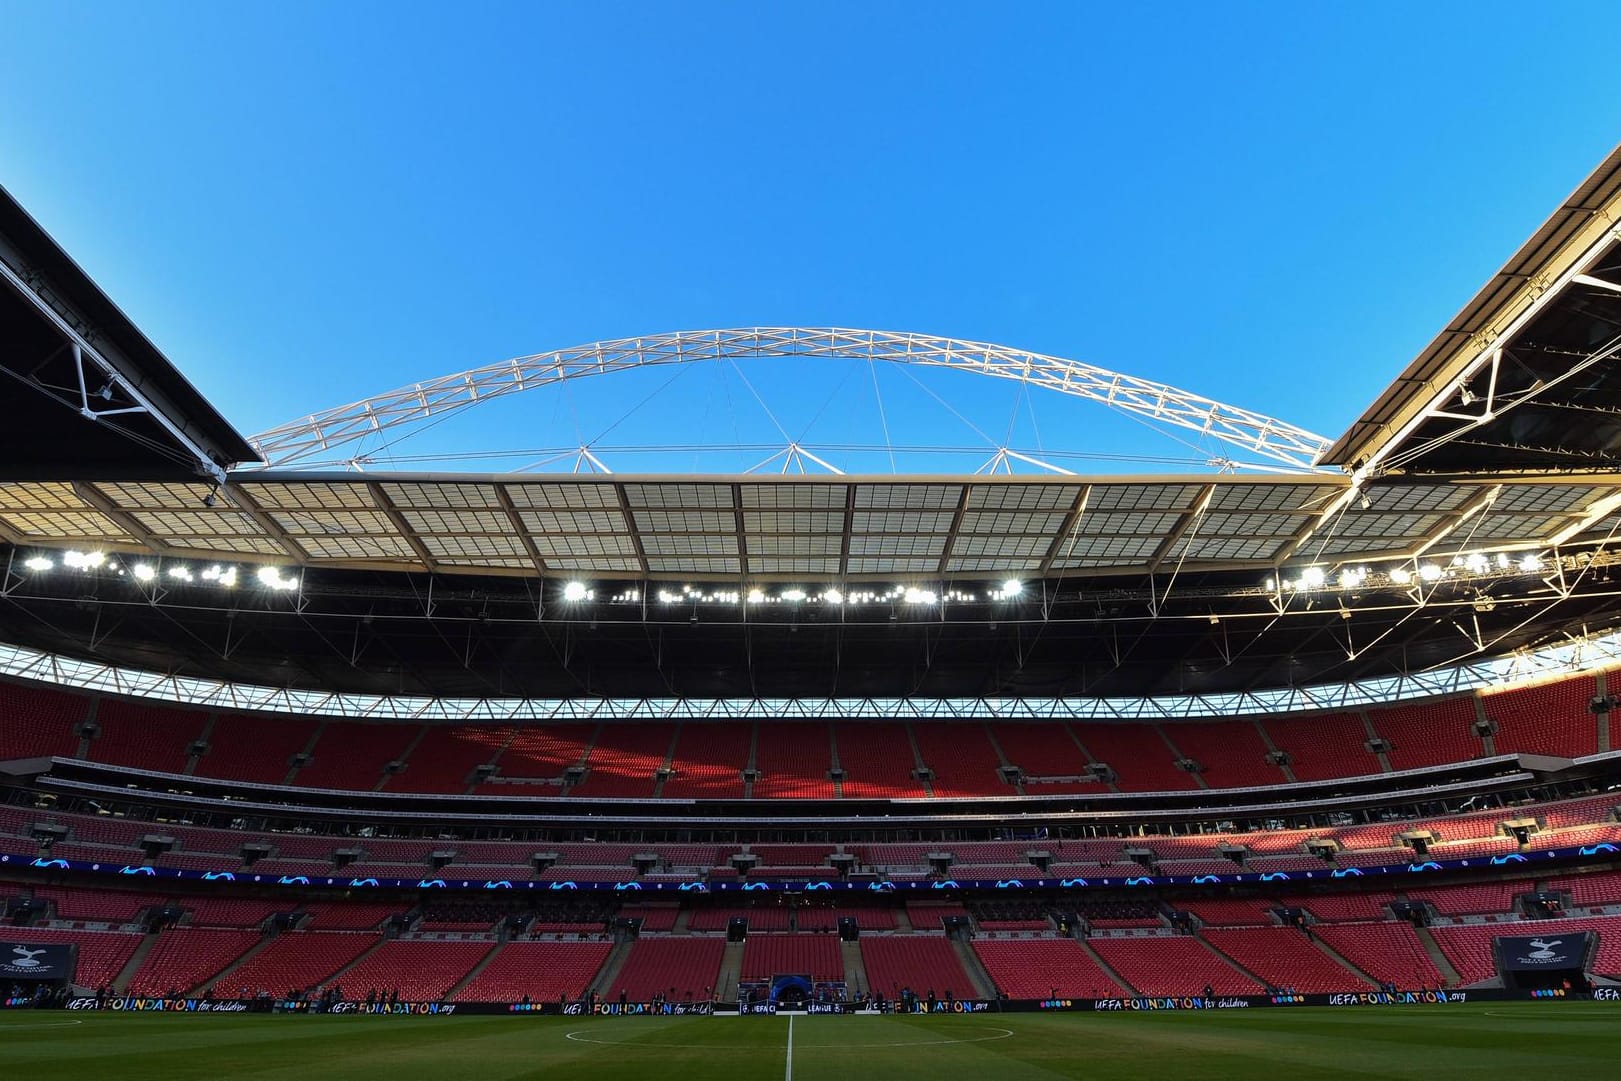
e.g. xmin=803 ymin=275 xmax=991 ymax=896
xmin=247 ymin=328 xmax=1335 ymax=473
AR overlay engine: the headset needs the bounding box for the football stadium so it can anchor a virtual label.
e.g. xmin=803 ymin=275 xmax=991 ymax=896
xmin=8 ymin=26 xmax=1621 ymax=1081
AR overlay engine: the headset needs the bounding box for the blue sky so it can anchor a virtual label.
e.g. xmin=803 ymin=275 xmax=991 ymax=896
xmin=3 ymin=3 xmax=1618 ymax=474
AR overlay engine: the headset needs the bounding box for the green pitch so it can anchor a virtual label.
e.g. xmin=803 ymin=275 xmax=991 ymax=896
xmin=2 ymin=1004 xmax=1616 ymax=1080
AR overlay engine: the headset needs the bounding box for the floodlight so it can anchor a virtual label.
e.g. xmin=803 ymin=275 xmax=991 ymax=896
xmin=823 ymin=589 xmax=844 ymax=605
xmin=22 ymin=556 xmax=52 ymax=572
xmin=747 ymin=589 xmax=766 ymax=604
xmin=1300 ymin=566 xmax=1326 ymax=589
xmin=1417 ymin=563 xmax=1442 ymax=582
xmin=1519 ymin=553 xmax=1544 ymax=573
xmin=132 ymin=563 xmax=156 ymax=582
xmin=562 ymin=581 xmax=589 ymax=602
xmin=1389 ymin=566 xmax=1412 ymax=585
xmin=1001 ymin=578 xmax=1024 ymax=596
xmin=782 ymin=588 xmax=807 ymax=602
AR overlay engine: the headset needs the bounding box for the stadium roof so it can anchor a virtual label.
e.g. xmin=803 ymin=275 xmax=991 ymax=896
xmin=5 ymin=149 xmax=1621 ymax=698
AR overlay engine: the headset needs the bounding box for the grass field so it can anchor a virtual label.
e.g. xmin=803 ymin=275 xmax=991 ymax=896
xmin=2 ymin=1004 xmax=1617 ymax=1080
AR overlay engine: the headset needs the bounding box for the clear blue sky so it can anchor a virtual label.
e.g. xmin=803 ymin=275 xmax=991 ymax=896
xmin=3 ymin=3 xmax=1618 ymax=474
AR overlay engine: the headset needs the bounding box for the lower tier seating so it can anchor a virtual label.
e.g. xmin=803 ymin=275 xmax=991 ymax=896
xmin=973 ymin=938 xmax=1128 ymax=999
xmin=607 ymin=937 xmax=725 ymax=1001
xmin=858 ymin=936 xmax=972 ymax=999
xmin=453 ymin=940 xmax=613 ymax=1002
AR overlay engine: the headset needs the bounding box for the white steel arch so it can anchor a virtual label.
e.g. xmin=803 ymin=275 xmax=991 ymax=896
xmin=2 ymin=629 xmax=1617 ymax=723
xmin=249 ymin=328 xmax=1333 ymax=472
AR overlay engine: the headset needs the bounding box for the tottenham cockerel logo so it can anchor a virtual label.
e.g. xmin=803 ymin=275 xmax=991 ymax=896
xmin=8 ymin=946 xmax=46 ymax=968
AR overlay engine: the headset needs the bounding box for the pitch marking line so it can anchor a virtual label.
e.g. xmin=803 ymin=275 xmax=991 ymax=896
xmin=0 ymin=1020 xmax=84 ymax=1030
xmin=562 ymin=1025 xmax=1017 ymax=1051
xmin=785 ymin=1014 xmax=794 ymax=1081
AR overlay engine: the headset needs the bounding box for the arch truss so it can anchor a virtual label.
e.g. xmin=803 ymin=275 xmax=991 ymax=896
xmin=249 ymin=328 xmax=1333 ymax=473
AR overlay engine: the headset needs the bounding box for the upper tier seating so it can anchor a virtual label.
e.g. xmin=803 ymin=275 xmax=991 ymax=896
xmin=752 ymin=722 xmax=834 ymax=799
xmin=11 ymin=664 xmax=1613 ymax=799
xmin=1366 ymin=697 xmax=1483 ymax=772
xmin=835 ymin=723 xmax=925 ymax=799
xmin=912 ymin=723 xmax=1008 ymax=798
xmin=1258 ymin=712 xmax=1379 ymax=781
xmin=990 ymin=723 xmax=1102 ymax=793
xmin=295 ymin=722 xmax=419 ymax=791
xmin=387 ymin=726 xmax=510 ymax=793
xmin=87 ymin=700 xmax=205 ymax=774
xmin=571 ymin=724 xmax=672 ymax=798
xmin=662 ymin=723 xmax=751 ymax=799
xmin=197 ymin=714 xmax=319 ymax=785
xmin=1160 ymin=720 xmax=1288 ymax=789
xmin=476 ymin=724 xmax=595 ymax=792
xmin=1071 ymin=723 xmax=1199 ymax=792
xmin=1483 ymin=676 xmax=1598 ymax=758
xmin=0 ymin=681 xmax=85 ymax=760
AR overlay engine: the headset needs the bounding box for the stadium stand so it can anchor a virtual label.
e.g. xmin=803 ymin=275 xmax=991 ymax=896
xmin=0 ymin=682 xmax=85 ymax=759
xmin=296 ymin=721 xmax=420 ymax=791
xmin=1071 ymin=723 xmax=1199 ymax=791
xmin=662 ymin=723 xmax=752 ymax=799
xmin=911 ymin=723 xmax=1007 ymax=798
xmin=571 ymin=724 xmax=672 ymax=798
xmin=973 ymin=938 xmax=1127 ymax=999
xmin=1366 ymin=697 xmax=1483 ymax=771
xmin=1201 ymin=927 xmax=1371 ymax=992
xmin=858 ymin=936 xmax=972 ymax=999
xmin=1483 ymin=677 xmax=1599 ymax=758
xmin=607 ymin=937 xmax=726 ymax=1001
xmin=127 ymin=928 xmax=262 ymax=996
xmin=751 ymin=722 xmax=835 ymax=799
xmin=453 ymin=940 xmax=612 ymax=1002
xmin=387 ymin=726 xmax=510 ymax=793
xmin=740 ymin=934 xmax=843 ymax=981
xmin=1313 ymin=923 xmax=1446 ymax=990
xmin=990 ymin=723 xmax=1100 ymax=792
xmin=222 ymin=931 xmax=381 ymax=996
xmin=1089 ymin=936 xmax=1262 ymax=996
xmin=4 ymin=927 xmax=143 ymax=990
xmin=1160 ymin=720 xmax=1285 ymax=789
xmin=85 ymin=700 xmax=205 ymax=774
xmin=196 ymin=714 xmax=319 ymax=785
xmin=834 ymin=723 xmax=925 ymax=799
xmin=336 ymin=940 xmax=495 ymax=1001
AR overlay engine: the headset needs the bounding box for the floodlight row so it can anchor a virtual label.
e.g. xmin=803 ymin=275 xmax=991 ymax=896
xmin=561 ymin=579 xmax=1027 ymax=606
xmin=18 ymin=550 xmax=300 ymax=592
xmin=1266 ymin=551 xmax=1546 ymax=594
